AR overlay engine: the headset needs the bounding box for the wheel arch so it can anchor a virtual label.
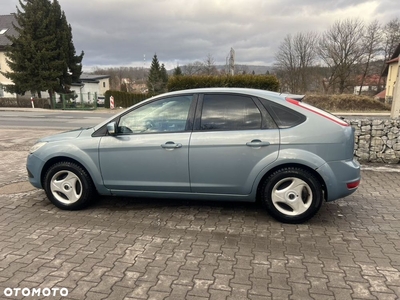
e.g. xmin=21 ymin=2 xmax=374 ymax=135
xmin=41 ymin=157 xmax=94 ymax=190
xmin=256 ymin=163 xmax=327 ymax=202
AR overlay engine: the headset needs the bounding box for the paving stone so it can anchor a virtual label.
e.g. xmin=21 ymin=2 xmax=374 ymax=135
xmin=2 ymin=129 xmax=400 ymax=299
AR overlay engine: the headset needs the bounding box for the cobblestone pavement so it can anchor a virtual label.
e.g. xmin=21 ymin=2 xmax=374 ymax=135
xmin=1 ymin=129 xmax=400 ymax=300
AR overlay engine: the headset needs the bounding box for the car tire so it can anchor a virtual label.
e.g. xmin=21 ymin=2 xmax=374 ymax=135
xmin=43 ymin=161 xmax=94 ymax=210
xmin=261 ymin=167 xmax=323 ymax=223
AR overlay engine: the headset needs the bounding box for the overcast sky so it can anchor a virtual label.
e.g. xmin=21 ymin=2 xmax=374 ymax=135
xmin=1 ymin=0 xmax=399 ymax=71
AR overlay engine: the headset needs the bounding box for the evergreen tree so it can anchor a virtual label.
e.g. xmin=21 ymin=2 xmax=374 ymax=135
xmin=160 ymin=63 xmax=168 ymax=87
xmin=173 ymin=66 xmax=183 ymax=76
xmin=2 ymin=0 xmax=83 ymax=102
xmin=51 ymin=0 xmax=83 ymax=93
xmin=147 ymin=54 xmax=164 ymax=93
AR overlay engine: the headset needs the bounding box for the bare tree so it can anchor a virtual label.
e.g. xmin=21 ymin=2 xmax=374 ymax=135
xmin=275 ymin=32 xmax=318 ymax=93
xmin=183 ymin=61 xmax=204 ymax=75
xmin=318 ymin=19 xmax=365 ymax=94
xmin=358 ymin=20 xmax=382 ymax=95
xmin=90 ymin=66 xmax=145 ymax=90
xmin=203 ymin=54 xmax=218 ymax=75
xmin=236 ymin=65 xmax=250 ymax=75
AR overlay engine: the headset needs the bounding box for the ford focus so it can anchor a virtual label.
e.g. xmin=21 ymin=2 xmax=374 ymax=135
xmin=27 ymin=88 xmax=360 ymax=223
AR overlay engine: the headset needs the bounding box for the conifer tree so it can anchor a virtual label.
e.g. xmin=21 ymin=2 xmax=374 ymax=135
xmin=2 ymin=0 xmax=83 ymax=103
xmin=160 ymin=63 xmax=168 ymax=87
xmin=147 ymin=54 xmax=162 ymax=93
xmin=173 ymin=66 xmax=183 ymax=76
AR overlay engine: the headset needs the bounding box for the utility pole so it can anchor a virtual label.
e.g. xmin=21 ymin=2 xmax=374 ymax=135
xmin=142 ymin=54 xmax=146 ymax=93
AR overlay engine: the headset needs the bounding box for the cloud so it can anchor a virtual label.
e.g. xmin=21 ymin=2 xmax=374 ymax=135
xmin=1 ymin=0 xmax=399 ymax=69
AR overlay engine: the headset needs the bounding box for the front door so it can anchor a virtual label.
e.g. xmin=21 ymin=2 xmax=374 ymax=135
xmin=99 ymin=95 xmax=194 ymax=192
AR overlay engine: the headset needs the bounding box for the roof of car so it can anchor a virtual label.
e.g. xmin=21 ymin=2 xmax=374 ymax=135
xmin=163 ymin=88 xmax=304 ymax=102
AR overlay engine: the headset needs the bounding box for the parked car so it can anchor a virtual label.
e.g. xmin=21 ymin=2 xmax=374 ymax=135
xmin=97 ymin=96 xmax=105 ymax=107
xmin=27 ymin=88 xmax=360 ymax=223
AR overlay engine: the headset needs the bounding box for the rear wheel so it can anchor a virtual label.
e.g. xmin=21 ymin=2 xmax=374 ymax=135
xmin=261 ymin=167 xmax=323 ymax=223
xmin=43 ymin=161 xmax=94 ymax=210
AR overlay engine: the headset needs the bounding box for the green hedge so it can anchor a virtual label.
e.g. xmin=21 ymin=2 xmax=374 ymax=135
xmin=304 ymin=94 xmax=391 ymax=112
xmin=0 ymin=97 xmax=50 ymax=108
xmin=103 ymin=75 xmax=280 ymax=108
xmin=167 ymin=74 xmax=280 ymax=92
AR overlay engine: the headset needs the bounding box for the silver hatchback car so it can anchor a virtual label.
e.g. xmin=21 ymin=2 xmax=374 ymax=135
xmin=27 ymin=88 xmax=360 ymax=223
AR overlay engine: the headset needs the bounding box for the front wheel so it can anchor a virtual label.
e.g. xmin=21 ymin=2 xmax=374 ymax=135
xmin=261 ymin=167 xmax=323 ymax=223
xmin=43 ymin=161 xmax=94 ymax=210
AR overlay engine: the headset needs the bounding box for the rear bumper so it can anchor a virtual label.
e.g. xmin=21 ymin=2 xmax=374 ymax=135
xmin=317 ymin=159 xmax=361 ymax=201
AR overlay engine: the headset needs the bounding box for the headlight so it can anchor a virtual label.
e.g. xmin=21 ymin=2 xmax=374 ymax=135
xmin=29 ymin=142 xmax=47 ymax=154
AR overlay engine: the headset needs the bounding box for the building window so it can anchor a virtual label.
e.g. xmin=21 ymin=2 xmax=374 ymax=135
xmin=0 ymin=28 xmax=8 ymax=35
xmin=103 ymin=82 xmax=106 ymax=88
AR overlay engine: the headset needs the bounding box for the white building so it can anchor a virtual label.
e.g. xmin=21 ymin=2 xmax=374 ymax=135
xmin=70 ymin=74 xmax=110 ymax=100
xmin=0 ymin=14 xmax=18 ymax=98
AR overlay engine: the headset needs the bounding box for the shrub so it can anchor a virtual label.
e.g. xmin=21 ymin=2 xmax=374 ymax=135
xmin=167 ymin=74 xmax=280 ymax=92
xmin=0 ymin=97 xmax=50 ymax=108
xmin=304 ymin=94 xmax=391 ymax=112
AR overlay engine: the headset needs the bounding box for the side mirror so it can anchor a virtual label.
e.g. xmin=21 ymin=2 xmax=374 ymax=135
xmin=106 ymin=122 xmax=117 ymax=136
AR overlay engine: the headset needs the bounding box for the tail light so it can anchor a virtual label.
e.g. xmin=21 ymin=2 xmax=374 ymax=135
xmin=347 ymin=180 xmax=360 ymax=189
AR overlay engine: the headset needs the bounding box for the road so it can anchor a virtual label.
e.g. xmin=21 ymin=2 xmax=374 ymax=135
xmin=1 ymin=126 xmax=400 ymax=299
xmin=0 ymin=108 xmax=392 ymax=129
xmin=0 ymin=109 xmax=119 ymax=129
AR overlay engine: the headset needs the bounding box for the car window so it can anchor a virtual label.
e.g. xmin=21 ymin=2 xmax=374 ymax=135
xmin=118 ymin=95 xmax=193 ymax=134
xmin=260 ymin=99 xmax=306 ymax=129
xmin=200 ymin=94 xmax=262 ymax=131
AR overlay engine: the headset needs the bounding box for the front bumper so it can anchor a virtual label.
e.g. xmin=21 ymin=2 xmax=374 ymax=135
xmin=26 ymin=154 xmax=45 ymax=189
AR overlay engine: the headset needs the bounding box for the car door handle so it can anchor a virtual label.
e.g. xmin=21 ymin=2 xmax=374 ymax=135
xmin=246 ymin=140 xmax=270 ymax=147
xmin=161 ymin=142 xmax=182 ymax=149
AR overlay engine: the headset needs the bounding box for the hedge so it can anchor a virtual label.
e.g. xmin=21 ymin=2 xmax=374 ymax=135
xmin=103 ymin=75 xmax=280 ymax=108
xmin=167 ymin=74 xmax=280 ymax=92
xmin=304 ymin=94 xmax=391 ymax=112
xmin=0 ymin=97 xmax=50 ymax=108
xmin=167 ymin=75 xmax=279 ymax=91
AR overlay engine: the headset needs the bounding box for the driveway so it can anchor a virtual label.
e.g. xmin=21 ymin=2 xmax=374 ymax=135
xmin=0 ymin=128 xmax=400 ymax=299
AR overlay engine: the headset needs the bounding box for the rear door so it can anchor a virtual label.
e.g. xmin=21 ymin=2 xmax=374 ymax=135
xmin=189 ymin=93 xmax=280 ymax=195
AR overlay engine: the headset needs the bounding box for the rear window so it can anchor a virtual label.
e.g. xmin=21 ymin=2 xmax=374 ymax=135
xmin=260 ymin=99 xmax=306 ymax=129
xmin=200 ymin=94 xmax=262 ymax=131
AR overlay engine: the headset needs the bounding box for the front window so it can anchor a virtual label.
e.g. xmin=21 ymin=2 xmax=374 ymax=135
xmin=118 ymin=95 xmax=193 ymax=134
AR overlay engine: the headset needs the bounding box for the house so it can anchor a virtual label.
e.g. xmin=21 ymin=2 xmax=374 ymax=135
xmin=382 ymin=43 xmax=400 ymax=104
xmin=374 ymin=89 xmax=386 ymax=102
xmin=353 ymin=74 xmax=384 ymax=95
xmin=0 ymin=14 xmax=18 ymax=98
xmin=69 ymin=74 xmax=110 ymax=101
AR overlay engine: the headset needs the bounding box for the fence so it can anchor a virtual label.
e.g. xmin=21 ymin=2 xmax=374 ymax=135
xmin=54 ymin=92 xmax=99 ymax=110
xmin=348 ymin=118 xmax=400 ymax=163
